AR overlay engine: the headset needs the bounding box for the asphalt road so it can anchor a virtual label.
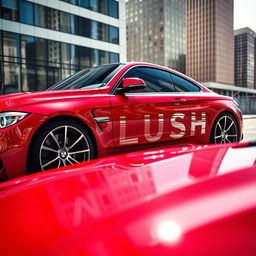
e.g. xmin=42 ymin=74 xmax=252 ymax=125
xmin=242 ymin=115 xmax=256 ymax=142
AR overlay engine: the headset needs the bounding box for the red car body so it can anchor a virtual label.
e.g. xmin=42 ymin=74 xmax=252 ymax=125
xmin=0 ymin=141 xmax=256 ymax=255
xmin=0 ymin=62 xmax=242 ymax=179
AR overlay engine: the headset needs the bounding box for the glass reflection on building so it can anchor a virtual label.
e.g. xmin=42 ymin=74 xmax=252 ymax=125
xmin=0 ymin=0 xmax=123 ymax=94
xmin=0 ymin=31 xmax=119 ymax=94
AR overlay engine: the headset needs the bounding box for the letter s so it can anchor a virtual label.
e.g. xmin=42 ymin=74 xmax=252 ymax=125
xmin=170 ymin=113 xmax=186 ymax=139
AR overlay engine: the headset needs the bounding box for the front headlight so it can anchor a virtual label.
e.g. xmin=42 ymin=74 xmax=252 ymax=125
xmin=0 ymin=112 xmax=29 ymax=129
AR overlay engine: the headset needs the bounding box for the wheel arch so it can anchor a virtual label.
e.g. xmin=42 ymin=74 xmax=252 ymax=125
xmin=26 ymin=115 xmax=98 ymax=173
xmin=209 ymin=110 xmax=240 ymax=143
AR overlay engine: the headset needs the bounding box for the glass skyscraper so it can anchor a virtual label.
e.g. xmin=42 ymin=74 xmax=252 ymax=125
xmin=234 ymin=27 xmax=256 ymax=89
xmin=0 ymin=0 xmax=126 ymax=94
xmin=186 ymin=0 xmax=234 ymax=85
xmin=126 ymin=0 xmax=186 ymax=74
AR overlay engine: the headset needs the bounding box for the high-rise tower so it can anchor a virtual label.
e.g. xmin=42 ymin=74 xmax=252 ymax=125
xmin=186 ymin=0 xmax=234 ymax=84
xmin=126 ymin=0 xmax=186 ymax=74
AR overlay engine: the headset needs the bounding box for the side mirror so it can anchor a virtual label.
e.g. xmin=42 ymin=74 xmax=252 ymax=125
xmin=116 ymin=78 xmax=146 ymax=94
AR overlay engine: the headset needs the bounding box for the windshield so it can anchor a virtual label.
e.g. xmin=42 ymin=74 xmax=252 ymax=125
xmin=47 ymin=64 xmax=123 ymax=91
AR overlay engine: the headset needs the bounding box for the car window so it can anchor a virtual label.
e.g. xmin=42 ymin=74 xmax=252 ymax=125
xmin=47 ymin=64 xmax=123 ymax=91
xmin=123 ymin=67 xmax=175 ymax=93
xmin=171 ymin=73 xmax=201 ymax=92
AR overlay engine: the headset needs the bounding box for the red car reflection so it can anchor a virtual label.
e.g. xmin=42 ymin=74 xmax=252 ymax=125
xmin=0 ymin=141 xmax=256 ymax=255
xmin=0 ymin=62 xmax=242 ymax=179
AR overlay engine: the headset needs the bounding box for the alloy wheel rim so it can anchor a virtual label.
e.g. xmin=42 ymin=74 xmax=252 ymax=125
xmin=214 ymin=116 xmax=238 ymax=144
xmin=39 ymin=125 xmax=90 ymax=171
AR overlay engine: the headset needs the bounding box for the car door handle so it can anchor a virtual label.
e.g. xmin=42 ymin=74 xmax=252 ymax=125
xmin=171 ymin=98 xmax=187 ymax=105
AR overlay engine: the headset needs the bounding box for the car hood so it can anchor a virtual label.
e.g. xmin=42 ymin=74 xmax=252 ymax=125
xmin=0 ymin=142 xmax=256 ymax=255
xmin=0 ymin=88 xmax=99 ymax=111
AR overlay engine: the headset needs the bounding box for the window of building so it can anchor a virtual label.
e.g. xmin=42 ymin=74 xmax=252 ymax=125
xmin=91 ymin=20 xmax=98 ymax=40
xmin=99 ymin=50 xmax=109 ymax=65
xmin=3 ymin=62 xmax=20 ymax=94
xmin=70 ymin=44 xmax=80 ymax=66
xmin=48 ymin=67 xmax=60 ymax=87
xmin=110 ymin=52 xmax=119 ymax=63
xmin=70 ymin=14 xmax=79 ymax=34
xmin=19 ymin=0 xmax=34 ymax=25
xmin=98 ymin=23 xmax=109 ymax=41
xmin=90 ymin=0 xmax=98 ymax=12
xmin=99 ymin=0 xmax=108 ymax=14
xmin=61 ymin=0 xmax=118 ymax=18
xmin=35 ymin=38 xmax=47 ymax=65
xmin=3 ymin=32 xmax=20 ymax=61
xmin=80 ymin=47 xmax=91 ymax=67
xmin=47 ymin=8 xmax=60 ymax=30
xmin=2 ymin=32 xmax=20 ymax=94
xmin=1 ymin=0 xmax=18 ymax=21
xmin=21 ymin=35 xmax=36 ymax=64
xmin=60 ymin=12 xmax=71 ymax=33
xmin=37 ymin=66 xmax=47 ymax=91
xmin=91 ymin=49 xmax=99 ymax=66
xmin=108 ymin=0 xmax=119 ymax=18
xmin=21 ymin=64 xmax=36 ymax=91
xmin=48 ymin=40 xmax=61 ymax=67
xmin=70 ymin=0 xmax=79 ymax=4
xmin=79 ymin=17 xmax=91 ymax=37
xmin=34 ymin=5 xmax=47 ymax=28
xmin=61 ymin=42 xmax=71 ymax=67
xmin=109 ymin=26 xmax=119 ymax=44
xmin=80 ymin=0 xmax=90 ymax=8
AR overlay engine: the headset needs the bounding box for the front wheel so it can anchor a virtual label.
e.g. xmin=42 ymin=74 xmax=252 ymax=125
xmin=209 ymin=113 xmax=239 ymax=144
xmin=28 ymin=120 xmax=95 ymax=173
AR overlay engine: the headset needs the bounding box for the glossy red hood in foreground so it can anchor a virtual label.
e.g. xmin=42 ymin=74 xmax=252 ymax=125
xmin=0 ymin=142 xmax=256 ymax=255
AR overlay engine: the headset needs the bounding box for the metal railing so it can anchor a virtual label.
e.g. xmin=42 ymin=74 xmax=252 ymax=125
xmin=235 ymin=97 xmax=256 ymax=114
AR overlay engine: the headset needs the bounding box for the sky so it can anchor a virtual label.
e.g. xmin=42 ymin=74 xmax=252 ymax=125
xmin=234 ymin=0 xmax=256 ymax=31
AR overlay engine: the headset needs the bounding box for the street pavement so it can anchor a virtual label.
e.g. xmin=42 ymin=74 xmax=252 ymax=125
xmin=242 ymin=115 xmax=256 ymax=142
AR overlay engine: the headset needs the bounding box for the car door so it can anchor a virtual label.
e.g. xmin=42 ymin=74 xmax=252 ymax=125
xmin=170 ymin=72 xmax=212 ymax=143
xmin=110 ymin=66 xmax=194 ymax=152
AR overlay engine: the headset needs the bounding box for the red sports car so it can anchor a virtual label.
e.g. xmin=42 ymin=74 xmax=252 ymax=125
xmin=0 ymin=62 xmax=242 ymax=179
xmin=0 ymin=141 xmax=256 ymax=255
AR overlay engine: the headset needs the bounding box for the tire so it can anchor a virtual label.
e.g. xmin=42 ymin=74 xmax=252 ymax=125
xmin=28 ymin=119 xmax=95 ymax=173
xmin=209 ymin=112 xmax=239 ymax=144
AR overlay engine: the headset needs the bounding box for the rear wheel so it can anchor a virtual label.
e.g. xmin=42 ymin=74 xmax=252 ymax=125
xmin=28 ymin=120 xmax=95 ymax=173
xmin=210 ymin=113 xmax=239 ymax=144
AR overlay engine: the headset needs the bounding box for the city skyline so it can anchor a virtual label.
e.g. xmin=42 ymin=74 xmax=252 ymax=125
xmin=125 ymin=0 xmax=256 ymax=32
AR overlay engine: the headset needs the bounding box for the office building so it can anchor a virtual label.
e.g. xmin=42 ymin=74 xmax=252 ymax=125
xmin=126 ymin=0 xmax=186 ymax=74
xmin=0 ymin=0 xmax=126 ymax=94
xmin=234 ymin=27 xmax=256 ymax=89
xmin=186 ymin=0 xmax=234 ymax=84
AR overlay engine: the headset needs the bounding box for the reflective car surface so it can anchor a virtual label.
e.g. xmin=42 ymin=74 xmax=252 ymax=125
xmin=0 ymin=62 xmax=243 ymax=179
xmin=0 ymin=141 xmax=256 ymax=255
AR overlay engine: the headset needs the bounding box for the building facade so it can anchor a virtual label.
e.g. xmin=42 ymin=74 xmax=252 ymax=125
xmin=234 ymin=27 xmax=256 ymax=89
xmin=126 ymin=0 xmax=186 ymax=74
xmin=186 ymin=0 xmax=234 ymax=84
xmin=0 ymin=0 xmax=126 ymax=94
